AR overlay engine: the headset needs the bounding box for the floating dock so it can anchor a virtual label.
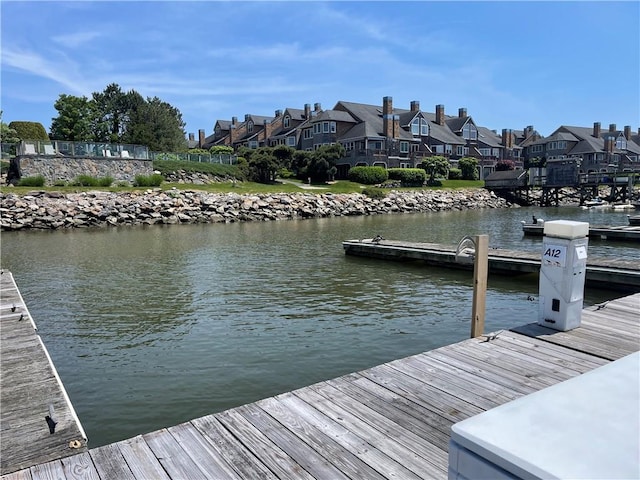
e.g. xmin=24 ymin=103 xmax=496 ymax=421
xmin=342 ymin=239 xmax=640 ymax=292
xmin=0 ymin=272 xmax=87 ymax=475
xmin=1 ymin=272 xmax=638 ymax=479
xmin=522 ymin=223 xmax=640 ymax=241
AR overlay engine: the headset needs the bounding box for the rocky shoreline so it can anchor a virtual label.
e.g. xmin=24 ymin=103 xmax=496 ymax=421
xmin=1 ymin=188 xmax=510 ymax=231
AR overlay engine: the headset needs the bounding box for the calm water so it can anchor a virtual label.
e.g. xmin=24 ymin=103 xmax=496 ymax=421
xmin=1 ymin=205 xmax=637 ymax=447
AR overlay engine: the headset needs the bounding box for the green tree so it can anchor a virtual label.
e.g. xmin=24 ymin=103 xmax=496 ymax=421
xmin=291 ymin=150 xmax=312 ymax=179
xmin=123 ymin=96 xmax=187 ymax=152
xmin=419 ymin=156 xmax=450 ymax=184
xmin=307 ymin=144 xmax=345 ymax=182
xmin=50 ymin=94 xmax=95 ymax=140
xmin=247 ymin=147 xmax=279 ymax=183
xmin=91 ymin=83 xmax=133 ymax=142
xmin=8 ymin=121 xmax=49 ymax=141
xmin=458 ymin=157 xmax=479 ymax=180
xmin=0 ymin=112 xmax=20 ymax=144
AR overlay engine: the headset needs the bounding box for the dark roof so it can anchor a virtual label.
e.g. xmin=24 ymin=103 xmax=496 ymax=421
xmin=311 ymin=110 xmax=357 ymax=123
xmin=283 ymin=108 xmax=306 ymax=121
xmin=215 ymin=120 xmax=232 ymax=131
xmin=476 ymin=127 xmax=503 ymax=148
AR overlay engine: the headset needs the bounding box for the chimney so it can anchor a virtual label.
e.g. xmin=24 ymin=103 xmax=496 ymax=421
xmin=458 ymin=107 xmax=467 ymax=118
xmin=383 ymin=96 xmax=393 ymax=138
xmin=314 ymin=103 xmax=322 ymax=112
xmin=393 ymin=114 xmax=400 ymax=139
xmin=263 ymin=119 xmax=272 ymax=142
xmin=609 ymin=123 xmax=617 ymax=133
xmin=275 ymin=109 xmax=282 ymax=117
xmin=198 ymin=129 xmax=205 ymax=148
xmin=232 ymin=116 xmax=237 ymax=126
xmin=410 ymin=100 xmax=420 ymax=113
xmin=245 ymin=114 xmax=250 ymax=122
xmin=593 ymin=122 xmax=601 ymax=138
xmin=304 ymin=103 xmax=311 ymax=119
xmin=435 ymin=104 xmax=445 ymax=125
xmin=189 ymin=133 xmax=195 ymax=141
xmin=501 ymin=129 xmax=508 ymax=147
xmin=524 ymin=125 xmax=533 ymax=139
xmin=624 ymin=125 xmax=631 ymax=140
xmin=229 ymin=123 xmax=236 ymax=144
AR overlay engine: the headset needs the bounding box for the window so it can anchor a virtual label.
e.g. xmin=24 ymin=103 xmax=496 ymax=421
xmin=248 ymin=140 xmax=258 ymax=149
xmin=462 ymin=123 xmax=477 ymax=140
xmin=283 ymin=116 xmax=290 ymax=128
xmin=410 ymin=118 xmax=429 ymax=136
xmin=400 ymin=141 xmax=409 ymax=153
xmin=616 ymin=138 xmax=627 ymax=149
xmin=322 ymin=122 xmax=335 ymax=133
xmin=313 ymin=123 xmax=321 ymax=134
xmin=479 ymin=148 xmax=491 ymax=156
xmin=434 ymin=145 xmax=444 ymax=154
xmin=530 ymin=145 xmax=543 ymax=153
xmin=343 ymin=141 xmax=355 ymax=151
xmin=247 ymin=121 xmax=254 ymax=133
xmin=369 ymin=141 xmax=382 ymax=150
xmin=456 ymin=146 xmax=469 ymax=156
xmin=287 ymin=136 xmax=296 ymax=147
xmin=304 ymin=128 xmax=312 ymax=139
xmin=330 ymin=122 xmax=336 ymax=133
xmin=445 ymin=145 xmax=452 ymax=154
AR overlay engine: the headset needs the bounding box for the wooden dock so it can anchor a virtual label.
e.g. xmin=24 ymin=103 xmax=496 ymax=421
xmin=2 ymin=286 xmax=638 ymax=479
xmin=522 ymin=222 xmax=640 ymax=241
xmin=343 ymin=239 xmax=640 ymax=292
xmin=0 ymin=272 xmax=87 ymax=475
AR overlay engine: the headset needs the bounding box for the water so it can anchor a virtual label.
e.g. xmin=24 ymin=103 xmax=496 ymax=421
xmin=1 ymin=205 xmax=636 ymax=448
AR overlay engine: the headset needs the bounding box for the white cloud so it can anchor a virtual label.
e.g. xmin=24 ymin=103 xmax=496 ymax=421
xmin=51 ymin=31 xmax=101 ymax=49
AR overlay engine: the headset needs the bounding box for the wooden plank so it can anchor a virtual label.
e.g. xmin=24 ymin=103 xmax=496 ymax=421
xmin=215 ymin=409 xmax=314 ymax=480
xmin=236 ymin=403 xmax=351 ymax=480
xmin=257 ymin=395 xmax=388 ymax=480
xmin=192 ymin=414 xmax=278 ymax=479
xmin=297 ymin=384 xmax=447 ymax=479
xmin=29 ymin=461 xmax=65 ymax=480
xmin=273 ymin=391 xmax=425 ymax=480
xmin=166 ymin=422 xmax=244 ymax=479
xmin=143 ymin=429 xmax=208 ymax=480
xmin=116 ymin=436 xmax=170 ymax=480
xmin=60 ymin=452 xmax=99 ymax=480
xmin=89 ymin=444 xmax=136 ymax=480
xmin=0 ymin=470 xmax=32 ymax=480
xmin=324 ymin=375 xmax=452 ymax=452
xmin=309 ymin=381 xmax=449 ymax=471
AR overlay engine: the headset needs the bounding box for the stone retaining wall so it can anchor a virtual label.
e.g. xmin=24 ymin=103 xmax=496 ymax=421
xmin=0 ymin=188 xmax=510 ymax=231
xmin=9 ymin=156 xmax=153 ymax=185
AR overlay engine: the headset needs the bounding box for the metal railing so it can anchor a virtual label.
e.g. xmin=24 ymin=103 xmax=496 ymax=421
xmin=15 ymin=140 xmax=149 ymax=159
xmin=149 ymin=152 xmax=237 ymax=164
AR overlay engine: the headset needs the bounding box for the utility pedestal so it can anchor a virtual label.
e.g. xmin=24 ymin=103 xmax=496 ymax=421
xmin=538 ymin=220 xmax=589 ymax=331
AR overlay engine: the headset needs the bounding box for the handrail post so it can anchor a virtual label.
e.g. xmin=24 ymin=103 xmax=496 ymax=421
xmin=470 ymin=234 xmax=488 ymax=338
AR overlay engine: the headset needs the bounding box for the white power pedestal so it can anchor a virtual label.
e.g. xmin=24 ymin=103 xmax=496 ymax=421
xmin=538 ymin=220 xmax=589 ymax=331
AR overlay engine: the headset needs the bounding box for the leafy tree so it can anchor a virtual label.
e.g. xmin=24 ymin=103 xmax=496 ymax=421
xmin=495 ymin=159 xmax=515 ymax=171
xmin=50 ymin=94 xmax=95 ymax=140
xmin=123 ymin=96 xmax=187 ymax=152
xmin=291 ymin=150 xmax=312 ymax=179
xmin=419 ymin=156 xmax=450 ymax=184
xmin=0 ymin=112 xmax=20 ymax=144
xmin=8 ymin=121 xmax=49 ymax=141
xmin=91 ymin=83 xmax=134 ymax=142
xmin=458 ymin=157 xmax=479 ymax=180
xmin=247 ymin=147 xmax=279 ymax=183
xmin=307 ymin=144 xmax=345 ymax=182
xmin=272 ymin=145 xmax=294 ymax=166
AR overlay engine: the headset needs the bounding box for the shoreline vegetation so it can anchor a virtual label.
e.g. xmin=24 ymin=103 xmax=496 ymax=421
xmin=1 ymin=186 xmax=510 ymax=231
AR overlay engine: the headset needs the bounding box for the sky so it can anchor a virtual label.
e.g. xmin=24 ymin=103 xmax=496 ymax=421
xmin=1 ymin=1 xmax=639 ymax=139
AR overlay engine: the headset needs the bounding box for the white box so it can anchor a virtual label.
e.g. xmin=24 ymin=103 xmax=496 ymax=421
xmin=543 ymin=220 xmax=589 ymax=239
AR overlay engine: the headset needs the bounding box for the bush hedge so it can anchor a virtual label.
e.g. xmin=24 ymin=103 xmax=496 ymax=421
xmin=347 ymin=166 xmax=388 ymax=185
xmin=387 ymin=168 xmax=426 ymax=186
xmin=134 ymin=173 xmax=164 ymax=187
xmin=17 ymin=175 xmax=45 ymax=187
xmin=8 ymin=121 xmax=49 ymax=141
xmin=448 ymin=168 xmax=462 ymax=180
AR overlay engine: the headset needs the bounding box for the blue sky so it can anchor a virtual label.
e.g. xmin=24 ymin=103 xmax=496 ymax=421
xmin=1 ymin=1 xmax=638 ymax=139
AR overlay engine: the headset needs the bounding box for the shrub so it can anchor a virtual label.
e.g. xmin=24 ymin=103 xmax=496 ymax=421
xmin=458 ymin=157 xmax=479 ymax=180
xmin=98 ymin=176 xmax=114 ymax=187
xmin=348 ymin=166 xmax=388 ymax=185
xmin=427 ymin=179 xmax=443 ymax=187
xmin=448 ymin=168 xmax=462 ymax=180
xmin=134 ymin=173 xmax=164 ymax=187
xmin=496 ymin=159 xmax=515 ymax=171
xmin=72 ymin=175 xmax=99 ymax=187
xmin=387 ymin=168 xmax=426 ymax=186
xmin=53 ymin=180 xmax=67 ymax=187
xmin=17 ymin=175 xmax=45 ymax=187
xmin=362 ymin=187 xmax=387 ymax=199
xmin=8 ymin=121 xmax=49 ymax=141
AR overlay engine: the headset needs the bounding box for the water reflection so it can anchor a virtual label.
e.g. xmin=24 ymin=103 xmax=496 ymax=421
xmin=0 ymin=206 xmax=636 ymax=447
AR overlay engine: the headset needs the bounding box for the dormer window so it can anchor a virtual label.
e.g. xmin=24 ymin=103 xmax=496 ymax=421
xmin=462 ymin=123 xmax=477 ymax=140
xmin=215 ymin=126 xmax=220 ymax=135
xmin=616 ymin=136 xmax=627 ymax=150
xmin=411 ymin=118 xmax=429 ymax=136
xmin=248 ymin=121 xmax=254 ymax=133
xmin=284 ymin=116 xmax=290 ymax=128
